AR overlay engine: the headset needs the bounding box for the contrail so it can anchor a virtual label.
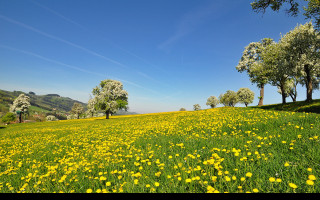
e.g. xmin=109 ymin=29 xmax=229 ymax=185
xmin=0 ymin=44 xmax=161 ymax=95
xmin=27 ymin=1 xmax=171 ymax=76
xmin=0 ymin=14 xmax=128 ymax=69
xmin=29 ymin=0 xmax=86 ymax=30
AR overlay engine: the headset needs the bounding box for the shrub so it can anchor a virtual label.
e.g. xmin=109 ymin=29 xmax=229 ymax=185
xmin=46 ymin=115 xmax=57 ymax=121
xmin=1 ymin=112 xmax=16 ymax=124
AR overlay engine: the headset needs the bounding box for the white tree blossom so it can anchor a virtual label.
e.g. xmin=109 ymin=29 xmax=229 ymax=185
xmin=46 ymin=115 xmax=57 ymax=121
xmin=9 ymin=94 xmax=31 ymax=123
xmin=237 ymin=88 xmax=255 ymax=107
xmin=206 ymin=96 xmax=219 ymax=108
xmin=92 ymin=79 xmax=128 ymax=119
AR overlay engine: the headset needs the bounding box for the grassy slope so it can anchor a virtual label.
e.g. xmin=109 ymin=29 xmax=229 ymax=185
xmin=0 ymin=107 xmax=319 ymax=193
xmin=251 ymin=99 xmax=320 ymax=114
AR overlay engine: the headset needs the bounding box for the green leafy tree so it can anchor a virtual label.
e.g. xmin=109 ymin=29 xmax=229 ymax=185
xmin=1 ymin=112 xmax=16 ymax=124
xmin=206 ymin=96 xmax=219 ymax=108
xmin=9 ymin=94 xmax=31 ymax=123
xmin=71 ymin=103 xmax=84 ymax=119
xmin=92 ymin=79 xmax=128 ymax=119
xmin=251 ymin=0 xmax=320 ymax=28
xmin=280 ymin=21 xmax=320 ymax=102
xmin=237 ymin=88 xmax=255 ymax=107
xmin=193 ymin=104 xmax=201 ymax=111
xmin=236 ymin=38 xmax=274 ymax=106
xmin=179 ymin=108 xmax=186 ymax=111
xmin=219 ymin=91 xmax=239 ymax=107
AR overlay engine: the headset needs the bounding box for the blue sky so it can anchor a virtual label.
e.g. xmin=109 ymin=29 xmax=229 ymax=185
xmin=0 ymin=0 xmax=319 ymax=113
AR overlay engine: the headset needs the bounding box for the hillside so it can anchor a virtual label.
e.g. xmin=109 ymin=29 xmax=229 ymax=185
xmin=0 ymin=107 xmax=319 ymax=193
xmin=0 ymin=89 xmax=87 ymax=114
xmin=251 ymin=99 xmax=320 ymax=114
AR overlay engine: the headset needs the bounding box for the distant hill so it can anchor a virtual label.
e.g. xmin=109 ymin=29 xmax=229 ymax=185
xmin=0 ymin=89 xmax=138 ymax=118
xmin=0 ymin=89 xmax=87 ymax=114
xmin=251 ymin=99 xmax=320 ymax=114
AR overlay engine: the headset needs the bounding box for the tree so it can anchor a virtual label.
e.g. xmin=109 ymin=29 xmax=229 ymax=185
xmin=71 ymin=103 xmax=84 ymax=119
xmin=277 ymin=78 xmax=298 ymax=102
xmin=1 ymin=112 xmax=16 ymax=124
xmin=9 ymin=94 xmax=31 ymax=123
xmin=261 ymin=41 xmax=294 ymax=104
xmin=206 ymin=96 xmax=219 ymax=108
xmin=251 ymin=0 xmax=320 ymax=29
xmin=193 ymin=104 xmax=201 ymax=111
xmin=236 ymin=38 xmax=274 ymax=106
xmin=179 ymin=108 xmax=186 ymax=111
xmin=280 ymin=21 xmax=320 ymax=102
xmin=219 ymin=91 xmax=239 ymax=107
xmin=86 ymin=98 xmax=96 ymax=118
xmin=237 ymin=88 xmax=255 ymax=107
xmin=92 ymin=79 xmax=128 ymax=119
xmin=46 ymin=115 xmax=57 ymax=121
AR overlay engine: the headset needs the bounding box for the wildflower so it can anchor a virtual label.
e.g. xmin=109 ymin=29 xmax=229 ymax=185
xmin=186 ymin=179 xmax=192 ymax=183
xmin=106 ymin=182 xmax=111 ymax=187
xmin=276 ymin=178 xmax=282 ymax=183
xmin=252 ymin=188 xmax=259 ymax=193
xmin=245 ymin=172 xmax=252 ymax=178
xmin=306 ymin=180 xmax=314 ymax=186
xmin=86 ymin=189 xmax=93 ymax=193
xmin=308 ymin=175 xmax=316 ymax=181
xmin=284 ymin=162 xmax=290 ymax=167
xmin=154 ymin=182 xmax=160 ymax=187
xmin=269 ymin=177 xmax=275 ymax=182
xmin=289 ymin=183 xmax=298 ymax=189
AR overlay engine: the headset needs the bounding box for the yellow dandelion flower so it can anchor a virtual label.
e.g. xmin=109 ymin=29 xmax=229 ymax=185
xmin=253 ymin=188 xmax=259 ymax=193
xmin=86 ymin=189 xmax=93 ymax=193
xmin=245 ymin=172 xmax=252 ymax=178
xmin=269 ymin=177 xmax=275 ymax=182
xmin=308 ymin=175 xmax=316 ymax=181
xmin=289 ymin=183 xmax=298 ymax=189
xmin=306 ymin=180 xmax=314 ymax=186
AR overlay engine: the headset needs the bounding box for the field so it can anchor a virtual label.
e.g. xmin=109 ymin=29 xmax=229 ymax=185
xmin=0 ymin=107 xmax=319 ymax=193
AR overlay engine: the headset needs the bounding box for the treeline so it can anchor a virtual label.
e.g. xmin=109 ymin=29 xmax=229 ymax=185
xmin=236 ymin=22 xmax=320 ymax=105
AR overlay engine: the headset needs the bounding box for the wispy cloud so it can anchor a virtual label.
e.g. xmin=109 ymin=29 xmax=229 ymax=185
xmin=29 ymin=0 xmax=86 ymax=30
xmin=158 ymin=1 xmax=223 ymax=51
xmin=0 ymin=44 xmax=161 ymax=95
xmin=0 ymin=14 xmax=128 ymax=69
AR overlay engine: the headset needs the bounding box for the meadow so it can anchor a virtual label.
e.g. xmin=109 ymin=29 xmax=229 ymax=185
xmin=0 ymin=107 xmax=319 ymax=193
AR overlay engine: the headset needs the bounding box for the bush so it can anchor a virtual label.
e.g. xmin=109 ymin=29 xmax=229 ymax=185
xmin=46 ymin=115 xmax=57 ymax=121
xmin=1 ymin=112 xmax=16 ymax=124
xmin=179 ymin=108 xmax=186 ymax=111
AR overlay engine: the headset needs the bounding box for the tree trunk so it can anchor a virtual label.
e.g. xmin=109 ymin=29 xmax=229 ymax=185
xmin=106 ymin=111 xmax=110 ymax=119
xmin=258 ymin=84 xmax=264 ymax=106
xmin=19 ymin=112 xmax=22 ymax=123
xmin=280 ymin=83 xmax=286 ymax=104
xmin=304 ymin=64 xmax=313 ymax=102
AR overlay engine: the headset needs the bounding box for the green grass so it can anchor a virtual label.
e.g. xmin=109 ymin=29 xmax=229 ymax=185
xmin=251 ymin=99 xmax=320 ymax=114
xmin=0 ymin=107 xmax=319 ymax=193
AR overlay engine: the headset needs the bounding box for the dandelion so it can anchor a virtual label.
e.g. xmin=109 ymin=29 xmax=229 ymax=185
xmin=86 ymin=189 xmax=93 ymax=193
xmin=289 ymin=183 xmax=298 ymax=189
xmin=308 ymin=175 xmax=316 ymax=181
xmin=154 ymin=182 xmax=160 ymax=187
xmin=246 ymin=172 xmax=252 ymax=178
xmin=186 ymin=179 xmax=192 ymax=183
xmin=269 ymin=177 xmax=276 ymax=182
xmin=306 ymin=180 xmax=314 ymax=186
xmin=252 ymin=188 xmax=259 ymax=193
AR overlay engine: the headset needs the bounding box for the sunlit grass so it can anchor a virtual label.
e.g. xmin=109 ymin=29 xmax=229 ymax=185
xmin=0 ymin=107 xmax=319 ymax=193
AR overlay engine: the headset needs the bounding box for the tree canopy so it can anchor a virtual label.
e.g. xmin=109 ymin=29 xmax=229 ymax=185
xmin=92 ymin=79 xmax=128 ymax=119
xmin=251 ymin=0 xmax=320 ymax=28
